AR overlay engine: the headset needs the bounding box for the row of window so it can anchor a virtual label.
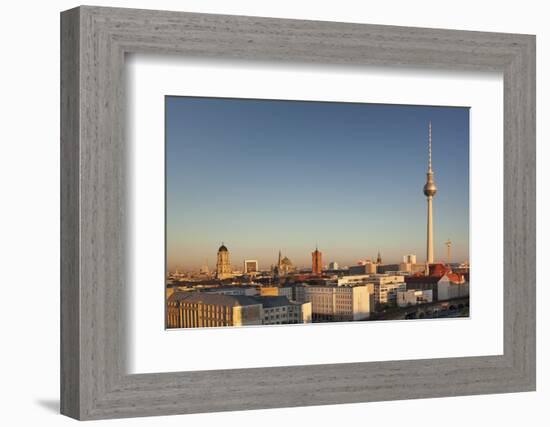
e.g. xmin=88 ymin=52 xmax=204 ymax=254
xmin=264 ymin=313 xmax=301 ymax=320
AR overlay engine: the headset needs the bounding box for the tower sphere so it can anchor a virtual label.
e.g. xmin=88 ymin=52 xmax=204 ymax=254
xmin=423 ymin=179 xmax=437 ymax=197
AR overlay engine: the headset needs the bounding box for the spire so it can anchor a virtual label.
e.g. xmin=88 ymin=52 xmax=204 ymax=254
xmin=428 ymin=121 xmax=433 ymax=173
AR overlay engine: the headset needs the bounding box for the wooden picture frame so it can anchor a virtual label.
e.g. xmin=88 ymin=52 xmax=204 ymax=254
xmin=60 ymin=5 xmax=536 ymax=420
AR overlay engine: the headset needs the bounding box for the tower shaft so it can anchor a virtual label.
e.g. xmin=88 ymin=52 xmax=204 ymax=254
xmin=426 ymin=196 xmax=434 ymax=264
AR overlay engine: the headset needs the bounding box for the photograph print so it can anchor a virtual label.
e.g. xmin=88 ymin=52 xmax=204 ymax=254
xmin=165 ymin=96 xmax=470 ymax=329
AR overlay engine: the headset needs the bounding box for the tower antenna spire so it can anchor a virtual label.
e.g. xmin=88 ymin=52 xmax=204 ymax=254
xmin=428 ymin=121 xmax=433 ymax=172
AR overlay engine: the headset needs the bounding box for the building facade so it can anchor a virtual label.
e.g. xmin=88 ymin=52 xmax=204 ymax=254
xmin=167 ymin=292 xmax=312 ymax=328
xmin=260 ymin=286 xmax=294 ymax=300
xmin=368 ymin=274 xmax=407 ymax=306
xmin=292 ymin=284 xmax=307 ymax=304
xmin=403 ymin=254 xmax=417 ymax=264
xmin=243 ymin=259 xmax=259 ymax=276
xmin=396 ymin=289 xmax=433 ymax=307
xmin=203 ymin=286 xmax=259 ymax=296
xmin=399 ymin=255 xmax=419 ymax=273
xmin=167 ymin=293 xmax=262 ymax=328
xmin=405 ymin=265 xmax=467 ymax=301
xmin=305 ymin=285 xmax=373 ymax=321
xmin=437 ymin=272 xmax=468 ymax=300
xmin=259 ymin=296 xmax=312 ymax=325
xmin=375 ymin=282 xmax=407 ymax=306
xmin=336 ymin=274 xmax=371 ymax=286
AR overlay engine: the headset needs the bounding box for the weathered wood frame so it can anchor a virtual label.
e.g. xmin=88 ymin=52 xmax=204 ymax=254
xmin=60 ymin=5 xmax=536 ymax=420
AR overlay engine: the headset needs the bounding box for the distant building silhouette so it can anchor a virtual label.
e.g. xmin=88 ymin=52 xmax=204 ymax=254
xmin=328 ymin=261 xmax=339 ymax=270
xmin=199 ymin=259 xmax=210 ymax=275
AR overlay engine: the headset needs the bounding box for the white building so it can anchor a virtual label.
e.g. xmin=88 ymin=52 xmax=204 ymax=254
xmin=399 ymin=262 xmax=412 ymax=272
xmin=305 ymin=285 xmax=374 ymax=321
xmin=375 ymin=282 xmax=406 ymax=306
xmin=243 ymin=259 xmax=259 ymax=275
xmin=336 ymin=274 xmax=371 ymax=286
xmin=328 ymin=261 xmax=339 ymax=270
xmin=368 ymin=274 xmax=407 ymax=306
xmin=437 ymin=273 xmax=469 ymax=300
xmin=399 ymin=255 xmax=426 ymax=274
xmin=349 ymin=263 xmax=377 ymax=275
xmin=403 ymin=254 xmax=417 ymax=264
xmin=258 ymin=296 xmax=312 ymax=325
xmin=396 ymin=289 xmax=433 ymax=307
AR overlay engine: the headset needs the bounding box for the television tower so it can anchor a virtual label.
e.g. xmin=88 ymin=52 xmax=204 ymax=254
xmin=423 ymin=122 xmax=437 ymax=265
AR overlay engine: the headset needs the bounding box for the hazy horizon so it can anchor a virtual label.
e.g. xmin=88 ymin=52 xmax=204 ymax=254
xmin=166 ymin=96 xmax=470 ymax=272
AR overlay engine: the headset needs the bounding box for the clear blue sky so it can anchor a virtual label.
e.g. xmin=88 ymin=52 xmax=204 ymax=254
xmin=166 ymin=96 xmax=469 ymax=271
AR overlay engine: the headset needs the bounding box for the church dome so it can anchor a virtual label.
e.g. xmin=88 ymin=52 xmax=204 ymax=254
xmin=218 ymin=244 xmax=228 ymax=252
xmin=281 ymin=256 xmax=293 ymax=266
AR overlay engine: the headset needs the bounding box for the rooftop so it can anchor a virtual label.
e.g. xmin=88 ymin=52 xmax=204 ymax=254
xmin=252 ymin=296 xmax=293 ymax=308
xmin=444 ymin=272 xmax=466 ymax=284
xmin=202 ymin=285 xmax=257 ymax=292
xmin=168 ymin=292 xmax=260 ymax=307
xmin=429 ymin=263 xmax=451 ymax=278
xmin=405 ymin=276 xmax=440 ymax=284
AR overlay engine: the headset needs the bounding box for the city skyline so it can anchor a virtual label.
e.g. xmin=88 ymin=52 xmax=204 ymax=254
xmin=166 ymin=96 xmax=469 ymax=271
xmin=168 ymin=242 xmax=463 ymax=274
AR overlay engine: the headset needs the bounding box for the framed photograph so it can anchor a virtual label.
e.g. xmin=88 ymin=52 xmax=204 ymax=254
xmin=61 ymin=6 xmax=536 ymax=420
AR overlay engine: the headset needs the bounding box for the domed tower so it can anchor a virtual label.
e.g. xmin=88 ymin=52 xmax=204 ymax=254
xmin=216 ymin=243 xmax=232 ymax=279
xmin=423 ymin=122 xmax=437 ymax=266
